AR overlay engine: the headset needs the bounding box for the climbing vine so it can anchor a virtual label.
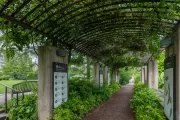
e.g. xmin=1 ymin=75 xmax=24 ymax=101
xmin=0 ymin=0 xmax=179 ymax=64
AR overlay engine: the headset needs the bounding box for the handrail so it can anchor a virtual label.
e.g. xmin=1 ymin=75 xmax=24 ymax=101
xmin=0 ymin=82 xmax=24 ymax=113
xmin=12 ymin=80 xmax=37 ymax=87
xmin=0 ymin=83 xmax=23 ymax=92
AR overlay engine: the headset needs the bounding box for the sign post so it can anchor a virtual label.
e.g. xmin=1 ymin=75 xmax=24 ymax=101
xmin=164 ymin=56 xmax=176 ymax=120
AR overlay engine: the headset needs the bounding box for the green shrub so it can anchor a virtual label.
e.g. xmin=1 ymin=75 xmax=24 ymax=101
xmin=8 ymin=93 xmax=37 ymax=120
xmin=158 ymin=72 xmax=164 ymax=89
xmin=120 ymin=71 xmax=131 ymax=85
xmin=53 ymin=79 xmax=120 ymax=120
xmin=120 ymin=67 xmax=138 ymax=85
xmin=130 ymin=82 xmax=165 ymax=120
xmin=0 ymin=75 xmax=10 ymax=80
xmin=26 ymin=70 xmax=38 ymax=80
xmin=134 ymin=73 xmax=140 ymax=83
xmin=7 ymin=78 xmax=120 ymax=120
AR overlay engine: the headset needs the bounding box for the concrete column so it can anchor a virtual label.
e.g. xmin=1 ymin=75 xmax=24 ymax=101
xmin=108 ymin=70 xmax=111 ymax=85
xmin=93 ymin=63 xmax=100 ymax=87
xmin=38 ymin=46 xmax=68 ymax=120
xmin=116 ymin=70 xmax=120 ymax=83
xmin=174 ymin=23 xmax=180 ymax=120
xmin=103 ymin=66 xmax=108 ymax=84
xmin=112 ymin=69 xmax=116 ymax=81
xmin=152 ymin=61 xmax=158 ymax=90
xmin=92 ymin=65 xmax=96 ymax=81
xmin=144 ymin=65 xmax=148 ymax=85
xmin=147 ymin=59 xmax=153 ymax=88
xmin=141 ymin=66 xmax=145 ymax=83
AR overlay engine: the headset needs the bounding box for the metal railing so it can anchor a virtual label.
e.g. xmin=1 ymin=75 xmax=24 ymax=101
xmin=11 ymin=80 xmax=37 ymax=97
xmin=0 ymin=83 xmax=24 ymax=113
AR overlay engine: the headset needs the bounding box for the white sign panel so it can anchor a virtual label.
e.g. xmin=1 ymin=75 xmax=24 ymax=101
xmin=100 ymin=73 xmax=103 ymax=87
xmin=108 ymin=72 xmax=110 ymax=86
xmin=54 ymin=72 xmax=68 ymax=108
xmin=164 ymin=56 xmax=175 ymax=120
xmin=53 ymin=63 xmax=68 ymax=108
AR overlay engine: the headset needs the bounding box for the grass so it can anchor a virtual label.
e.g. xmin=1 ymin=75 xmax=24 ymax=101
xmin=0 ymin=80 xmax=25 ymax=94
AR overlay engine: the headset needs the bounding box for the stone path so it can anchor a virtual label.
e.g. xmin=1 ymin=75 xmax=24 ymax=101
xmin=83 ymin=83 xmax=135 ymax=120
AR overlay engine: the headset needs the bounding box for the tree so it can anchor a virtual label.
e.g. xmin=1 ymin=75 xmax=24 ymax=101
xmin=1 ymin=51 xmax=34 ymax=79
xmin=68 ymin=51 xmax=93 ymax=79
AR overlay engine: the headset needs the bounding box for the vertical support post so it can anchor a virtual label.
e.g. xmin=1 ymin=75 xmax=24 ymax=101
xmin=92 ymin=65 xmax=96 ymax=81
xmin=11 ymin=89 xmax=13 ymax=98
xmin=112 ymin=69 xmax=116 ymax=81
xmin=92 ymin=63 xmax=100 ymax=87
xmin=16 ymin=93 xmax=19 ymax=106
xmin=174 ymin=22 xmax=180 ymax=120
xmin=144 ymin=65 xmax=148 ymax=85
xmin=38 ymin=46 xmax=68 ymax=120
xmin=147 ymin=59 xmax=153 ymax=88
xmin=5 ymin=87 xmax=7 ymax=113
xmin=153 ymin=61 xmax=158 ymax=90
xmin=116 ymin=69 xmax=120 ymax=83
xmin=141 ymin=66 xmax=145 ymax=83
xmin=103 ymin=66 xmax=108 ymax=84
xmin=108 ymin=69 xmax=111 ymax=85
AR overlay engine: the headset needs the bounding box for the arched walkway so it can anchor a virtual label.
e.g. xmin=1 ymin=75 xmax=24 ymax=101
xmin=83 ymin=83 xmax=134 ymax=120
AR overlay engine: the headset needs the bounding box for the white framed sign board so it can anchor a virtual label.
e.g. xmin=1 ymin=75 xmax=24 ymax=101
xmin=53 ymin=62 xmax=68 ymax=108
xmin=99 ymin=70 xmax=103 ymax=87
xmin=164 ymin=56 xmax=176 ymax=120
xmin=108 ymin=72 xmax=110 ymax=86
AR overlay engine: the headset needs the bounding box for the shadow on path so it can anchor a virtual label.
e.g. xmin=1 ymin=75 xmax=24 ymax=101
xmin=83 ymin=83 xmax=135 ymax=120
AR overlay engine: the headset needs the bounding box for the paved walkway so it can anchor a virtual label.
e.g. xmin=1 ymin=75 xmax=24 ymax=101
xmin=0 ymin=92 xmax=32 ymax=105
xmin=0 ymin=93 xmax=11 ymax=105
xmin=83 ymin=83 xmax=135 ymax=120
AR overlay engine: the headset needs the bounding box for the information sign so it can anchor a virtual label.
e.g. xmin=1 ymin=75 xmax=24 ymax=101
xmin=53 ymin=62 xmax=68 ymax=108
xmin=108 ymin=72 xmax=110 ymax=85
xmin=99 ymin=70 xmax=103 ymax=87
xmin=164 ymin=56 xmax=176 ymax=120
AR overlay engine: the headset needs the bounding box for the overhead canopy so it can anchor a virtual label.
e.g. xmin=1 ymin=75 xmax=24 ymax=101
xmin=0 ymin=0 xmax=179 ymax=67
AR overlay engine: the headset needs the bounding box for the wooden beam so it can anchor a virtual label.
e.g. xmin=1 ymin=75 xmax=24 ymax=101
xmin=11 ymin=0 xmax=31 ymax=17
xmin=0 ymin=0 xmax=14 ymax=13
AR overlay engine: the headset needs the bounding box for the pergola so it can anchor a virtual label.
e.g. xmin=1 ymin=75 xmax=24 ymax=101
xmin=1 ymin=1 xmax=180 ymax=120
xmin=0 ymin=0 xmax=179 ymax=67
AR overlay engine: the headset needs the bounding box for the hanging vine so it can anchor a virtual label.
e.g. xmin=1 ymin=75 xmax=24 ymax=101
xmin=0 ymin=0 xmax=179 ymax=66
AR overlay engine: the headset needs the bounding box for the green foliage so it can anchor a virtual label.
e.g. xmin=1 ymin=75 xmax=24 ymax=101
xmin=159 ymin=72 xmax=164 ymax=89
xmin=53 ymin=79 xmax=120 ymax=120
xmin=130 ymin=82 xmax=165 ymax=120
xmin=2 ymin=52 xmax=35 ymax=79
xmin=7 ymin=78 xmax=120 ymax=120
xmin=8 ymin=93 xmax=38 ymax=120
xmin=158 ymin=51 xmax=165 ymax=89
xmin=134 ymin=73 xmax=140 ymax=83
xmin=158 ymin=52 xmax=165 ymax=73
xmin=68 ymin=51 xmax=94 ymax=79
xmin=0 ymin=75 xmax=10 ymax=80
xmin=0 ymin=1 xmax=178 ymax=69
xmin=26 ymin=70 xmax=38 ymax=80
xmin=120 ymin=67 xmax=139 ymax=85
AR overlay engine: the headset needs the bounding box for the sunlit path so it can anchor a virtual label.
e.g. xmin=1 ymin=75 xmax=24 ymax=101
xmin=83 ymin=83 xmax=134 ymax=120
